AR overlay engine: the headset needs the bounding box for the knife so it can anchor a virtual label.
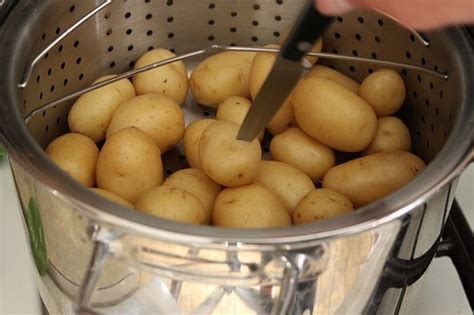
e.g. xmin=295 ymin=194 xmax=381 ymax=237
xmin=237 ymin=1 xmax=333 ymax=141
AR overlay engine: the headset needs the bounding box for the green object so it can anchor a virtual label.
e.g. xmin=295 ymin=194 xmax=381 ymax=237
xmin=0 ymin=146 xmax=5 ymax=162
xmin=25 ymin=198 xmax=48 ymax=275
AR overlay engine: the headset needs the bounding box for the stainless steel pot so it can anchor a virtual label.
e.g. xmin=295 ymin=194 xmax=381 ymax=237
xmin=0 ymin=0 xmax=472 ymax=314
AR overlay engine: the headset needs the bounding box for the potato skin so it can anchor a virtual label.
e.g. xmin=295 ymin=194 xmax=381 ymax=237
xmin=293 ymin=189 xmax=353 ymax=224
xmin=68 ymin=76 xmax=136 ymax=142
xmin=293 ymin=77 xmax=377 ymax=152
xmin=213 ymin=184 xmax=291 ymax=228
xmin=216 ymin=96 xmax=252 ymax=124
xmin=46 ymin=133 xmax=99 ymax=187
xmin=163 ymin=168 xmax=222 ymax=223
xmin=249 ymin=45 xmax=295 ymax=135
xmin=183 ymin=119 xmax=216 ymax=169
xmin=249 ymin=44 xmax=280 ymax=100
xmin=362 ymin=116 xmax=411 ymax=156
xmin=135 ymin=186 xmax=206 ymax=225
xmin=132 ymin=49 xmax=188 ymax=105
xmin=323 ymin=151 xmax=426 ymax=207
xmin=358 ymin=69 xmax=406 ymax=116
xmin=306 ymin=65 xmax=359 ymax=94
xmin=96 ymin=127 xmax=163 ymax=203
xmin=270 ymin=127 xmax=335 ymax=181
xmin=199 ymin=121 xmax=262 ymax=187
xmin=216 ymin=96 xmax=263 ymax=141
xmin=190 ymin=52 xmax=256 ymax=107
xmin=255 ymin=161 xmax=315 ymax=215
xmin=106 ymin=94 xmax=185 ymax=153
xmin=90 ymin=188 xmax=134 ymax=208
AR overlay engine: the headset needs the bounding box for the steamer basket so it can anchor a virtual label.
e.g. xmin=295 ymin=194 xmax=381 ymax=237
xmin=0 ymin=1 xmax=472 ymax=314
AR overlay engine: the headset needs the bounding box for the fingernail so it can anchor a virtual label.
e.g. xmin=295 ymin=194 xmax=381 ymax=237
xmin=317 ymin=0 xmax=353 ymax=15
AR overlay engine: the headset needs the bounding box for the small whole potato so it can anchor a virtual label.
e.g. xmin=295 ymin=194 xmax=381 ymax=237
xmin=190 ymin=51 xmax=256 ymax=107
xmin=267 ymin=99 xmax=295 ymax=135
xmin=306 ymin=65 xmax=359 ymax=94
xmin=359 ymin=69 xmax=406 ymax=116
xmin=68 ymin=75 xmax=136 ymax=142
xmin=255 ymin=161 xmax=315 ymax=215
xmin=132 ymin=48 xmax=189 ymax=105
xmin=213 ymin=184 xmax=291 ymax=228
xmin=199 ymin=121 xmax=262 ymax=187
xmin=106 ymin=94 xmax=185 ymax=153
xmin=293 ymin=77 xmax=377 ymax=152
xmin=249 ymin=45 xmax=295 ymax=135
xmin=96 ymin=127 xmax=163 ymax=203
xmin=135 ymin=186 xmax=206 ymax=225
xmin=323 ymin=151 xmax=426 ymax=207
xmin=163 ymin=168 xmax=222 ymax=223
xmin=46 ymin=133 xmax=99 ymax=187
xmin=183 ymin=119 xmax=216 ymax=169
xmin=293 ymin=189 xmax=353 ymax=224
xmin=216 ymin=96 xmax=263 ymax=141
xmin=362 ymin=116 xmax=412 ymax=156
xmin=90 ymin=188 xmax=134 ymax=208
xmin=270 ymin=127 xmax=335 ymax=181
xmin=249 ymin=44 xmax=280 ymax=100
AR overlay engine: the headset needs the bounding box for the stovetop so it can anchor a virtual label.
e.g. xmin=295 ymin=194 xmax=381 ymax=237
xmin=1 ymin=160 xmax=472 ymax=314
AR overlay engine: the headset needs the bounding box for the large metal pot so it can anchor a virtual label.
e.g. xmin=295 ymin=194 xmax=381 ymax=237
xmin=0 ymin=0 xmax=472 ymax=314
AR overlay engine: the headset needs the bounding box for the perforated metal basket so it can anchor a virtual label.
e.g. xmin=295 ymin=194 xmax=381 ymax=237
xmin=0 ymin=1 xmax=472 ymax=314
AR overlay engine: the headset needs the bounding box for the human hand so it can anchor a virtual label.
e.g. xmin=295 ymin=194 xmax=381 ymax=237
xmin=315 ymin=0 xmax=474 ymax=30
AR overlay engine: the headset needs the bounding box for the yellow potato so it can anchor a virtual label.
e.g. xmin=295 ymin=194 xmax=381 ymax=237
xmin=96 ymin=127 xmax=163 ymax=203
xmin=190 ymin=51 xmax=256 ymax=107
xmin=255 ymin=161 xmax=315 ymax=215
xmin=306 ymin=65 xmax=359 ymax=94
xmin=183 ymin=119 xmax=216 ymax=169
xmin=267 ymin=99 xmax=295 ymax=135
xmin=90 ymin=188 xmax=134 ymax=208
xmin=323 ymin=151 xmax=426 ymax=207
xmin=46 ymin=133 xmax=99 ymax=187
xmin=106 ymin=94 xmax=185 ymax=153
xmin=199 ymin=121 xmax=261 ymax=187
xmin=293 ymin=189 xmax=353 ymax=224
xmin=249 ymin=44 xmax=280 ymax=100
xmin=132 ymin=48 xmax=188 ymax=105
xmin=270 ymin=127 xmax=335 ymax=181
xmin=362 ymin=116 xmax=412 ymax=156
xmin=68 ymin=75 xmax=136 ymax=142
xmin=293 ymin=77 xmax=377 ymax=152
xmin=216 ymin=96 xmax=263 ymax=141
xmin=135 ymin=186 xmax=206 ymax=225
xmin=249 ymin=45 xmax=295 ymax=135
xmin=213 ymin=184 xmax=291 ymax=228
xmin=163 ymin=168 xmax=222 ymax=223
xmin=359 ymin=69 xmax=406 ymax=116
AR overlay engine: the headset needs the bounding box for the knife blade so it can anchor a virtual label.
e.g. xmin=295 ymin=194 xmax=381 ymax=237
xmin=237 ymin=1 xmax=333 ymax=141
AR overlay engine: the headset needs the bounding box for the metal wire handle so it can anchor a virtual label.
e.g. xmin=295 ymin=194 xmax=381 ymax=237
xmin=18 ymin=0 xmax=113 ymax=88
xmin=23 ymin=44 xmax=448 ymax=124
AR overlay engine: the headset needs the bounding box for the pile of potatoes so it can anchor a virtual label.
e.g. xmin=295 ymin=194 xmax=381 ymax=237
xmin=45 ymin=42 xmax=426 ymax=229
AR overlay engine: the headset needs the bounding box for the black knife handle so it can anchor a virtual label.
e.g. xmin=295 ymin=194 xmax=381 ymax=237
xmin=281 ymin=0 xmax=334 ymax=61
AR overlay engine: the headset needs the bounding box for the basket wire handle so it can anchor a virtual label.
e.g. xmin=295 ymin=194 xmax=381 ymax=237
xmin=18 ymin=0 xmax=113 ymax=88
xmin=23 ymin=44 xmax=447 ymax=124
